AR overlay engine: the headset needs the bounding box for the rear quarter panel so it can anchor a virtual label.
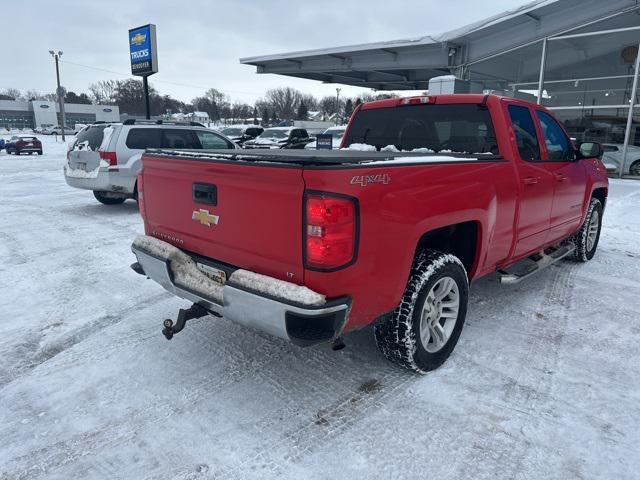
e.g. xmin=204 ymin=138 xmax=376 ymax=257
xmin=303 ymin=159 xmax=518 ymax=331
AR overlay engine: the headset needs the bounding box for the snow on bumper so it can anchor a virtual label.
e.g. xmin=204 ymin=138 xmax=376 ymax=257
xmin=131 ymin=235 xmax=350 ymax=345
xmin=64 ymin=162 xmax=135 ymax=194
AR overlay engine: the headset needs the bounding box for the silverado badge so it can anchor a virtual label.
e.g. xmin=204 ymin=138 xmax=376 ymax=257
xmin=192 ymin=209 xmax=219 ymax=227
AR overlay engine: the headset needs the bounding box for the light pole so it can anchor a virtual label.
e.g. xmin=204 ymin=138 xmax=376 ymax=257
xmin=336 ymin=87 xmax=342 ymax=125
xmin=49 ymin=50 xmax=67 ymax=142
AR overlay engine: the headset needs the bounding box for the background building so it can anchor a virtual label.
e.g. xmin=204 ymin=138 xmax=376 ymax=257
xmin=242 ymin=0 xmax=640 ymax=177
xmin=0 ymin=100 xmax=120 ymax=130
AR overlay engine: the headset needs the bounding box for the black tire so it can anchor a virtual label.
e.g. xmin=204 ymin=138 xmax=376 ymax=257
xmin=93 ymin=190 xmax=127 ymax=205
xmin=629 ymin=160 xmax=640 ymax=177
xmin=568 ymin=198 xmax=603 ymax=262
xmin=374 ymin=250 xmax=469 ymax=373
xmin=37 ymin=151 xmax=43 ymax=155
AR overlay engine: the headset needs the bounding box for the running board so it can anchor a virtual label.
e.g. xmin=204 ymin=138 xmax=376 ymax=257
xmin=498 ymin=243 xmax=575 ymax=285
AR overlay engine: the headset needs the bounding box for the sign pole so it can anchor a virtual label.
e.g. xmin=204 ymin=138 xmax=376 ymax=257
xmin=143 ymin=76 xmax=150 ymax=120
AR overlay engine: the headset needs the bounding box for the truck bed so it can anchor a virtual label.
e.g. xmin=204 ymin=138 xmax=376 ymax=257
xmin=144 ymin=148 xmax=501 ymax=166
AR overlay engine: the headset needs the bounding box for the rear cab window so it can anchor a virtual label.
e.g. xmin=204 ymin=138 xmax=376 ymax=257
xmin=508 ymin=105 xmax=541 ymax=162
xmin=343 ymin=104 xmax=498 ymax=154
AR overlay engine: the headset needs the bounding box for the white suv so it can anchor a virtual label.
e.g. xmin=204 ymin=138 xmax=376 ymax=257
xmin=64 ymin=121 xmax=236 ymax=204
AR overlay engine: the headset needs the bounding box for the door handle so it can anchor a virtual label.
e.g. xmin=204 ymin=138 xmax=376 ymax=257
xmin=555 ymin=173 xmax=567 ymax=182
xmin=523 ymin=176 xmax=539 ymax=185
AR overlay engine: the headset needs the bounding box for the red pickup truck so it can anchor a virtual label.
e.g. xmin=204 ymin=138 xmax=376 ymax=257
xmin=131 ymin=94 xmax=608 ymax=373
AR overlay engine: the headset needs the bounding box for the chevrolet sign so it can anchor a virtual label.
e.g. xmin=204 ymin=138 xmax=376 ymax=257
xmin=128 ymin=24 xmax=158 ymax=76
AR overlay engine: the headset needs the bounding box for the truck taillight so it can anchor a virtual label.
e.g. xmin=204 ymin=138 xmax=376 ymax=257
xmin=99 ymin=151 xmax=118 ymax=167
xmin=304 ymin=193 xmax=358 ymax=270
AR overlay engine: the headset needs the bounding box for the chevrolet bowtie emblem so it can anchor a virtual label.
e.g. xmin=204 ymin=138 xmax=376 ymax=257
xmin=131 ymin=33 xmax=146 ymax=46
xmin=192 ymin=209 xmax=219 ymax=227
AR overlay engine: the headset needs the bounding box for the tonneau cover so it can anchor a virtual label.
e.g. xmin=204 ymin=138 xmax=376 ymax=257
xmin=143 ymin=148 xmax=501 ymax=166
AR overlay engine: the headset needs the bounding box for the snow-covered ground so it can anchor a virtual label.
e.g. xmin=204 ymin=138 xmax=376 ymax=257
xmin=1 ymin=135 xmax=639 ymax=480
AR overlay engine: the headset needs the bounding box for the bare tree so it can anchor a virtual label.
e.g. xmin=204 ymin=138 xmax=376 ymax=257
xmin=89 ymin=80 xmax=117 ymax=104
xmin=1 ymin=88 xmax=23 ymax=101
xmin=265 ymin=87 xmax=302 ymax=121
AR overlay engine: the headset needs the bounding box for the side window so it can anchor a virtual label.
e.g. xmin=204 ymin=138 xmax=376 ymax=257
xmin=508 ymin=105 xmax=541 ymax=162
xmin=126 ymin=128 xmax=162 ymax=149
xmin=161 ymin=129 xmax=199 ymax=149
xmin=536 ymin=111 xmax=573 ymax=161
xmin=299 ymin=129 xmax=309 ymax=138
xmin=289 ymin=130 xmax=299 ymax=139
xmin=195 ymin=131 xmax=233 ymax=149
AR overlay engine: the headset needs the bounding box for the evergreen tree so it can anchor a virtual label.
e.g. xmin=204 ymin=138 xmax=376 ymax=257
xmin=261 ymin=107 xmax=269 ymax=126
xmin=296 ymin=101 xmax=309 ymax=121
xmin=343 ymin=99 xmax=354 ymax=122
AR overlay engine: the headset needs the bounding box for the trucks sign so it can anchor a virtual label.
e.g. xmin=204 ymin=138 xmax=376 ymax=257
xmin=129 ymin=24 xmax=158 ymax=76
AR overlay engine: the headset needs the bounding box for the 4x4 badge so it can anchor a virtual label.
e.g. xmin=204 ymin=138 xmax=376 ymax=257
xmin=192 ymin=209 xmax=219 ymax=227
xmin=350 ymin=173 xmax=391 ymax=187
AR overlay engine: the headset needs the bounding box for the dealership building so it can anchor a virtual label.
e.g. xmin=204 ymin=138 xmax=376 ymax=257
xmin=242 ymin=0 xmax=640 ymax=177
xmin=0 ymin=100 xmax=120 ymax=130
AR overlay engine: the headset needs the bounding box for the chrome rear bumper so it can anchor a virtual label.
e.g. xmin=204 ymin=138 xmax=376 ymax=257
xmin=131 ymin=241 xmax=350 ymax=346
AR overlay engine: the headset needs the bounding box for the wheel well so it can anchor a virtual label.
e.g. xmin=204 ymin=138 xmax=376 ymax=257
xmin=415 ymin=222 xmax=479 ymax=275
xmin=592 ymin=187 xmax=607 ymax=209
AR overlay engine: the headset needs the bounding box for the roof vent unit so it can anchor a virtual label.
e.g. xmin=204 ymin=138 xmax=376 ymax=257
xmin=428 ymin=75 xmax=470 ymax=95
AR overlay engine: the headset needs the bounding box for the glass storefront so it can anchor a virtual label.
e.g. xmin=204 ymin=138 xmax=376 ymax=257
xmin=465 ymin=11 xmax=640 ymax=178
xmin=0 ymin=111 xmax=34 ymax=130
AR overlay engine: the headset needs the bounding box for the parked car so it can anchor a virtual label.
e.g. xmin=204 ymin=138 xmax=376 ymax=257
xmin=601 ymin=143 xmax=640 ymax=176
xmin=130 ymin=94 xmax=608 ymax=373
xmin=4 ymin=135 xmax=43 ymax=155
xmin=220 ymin=125 xmax=264 ymax=146
xmin=0 ymin=138 xmax=5 ymax=150
xmin=64 ymin=120 xmax=236 ymax=205
xmin=50 ymin=126 xmax=76 ymax=136
xmin=304 ymin=125 xmax=347 ymax=150
xmin=242 ymin=127 xmax=312 ymax=149
xmin=34 ymin=125 xmax=54 ymax=134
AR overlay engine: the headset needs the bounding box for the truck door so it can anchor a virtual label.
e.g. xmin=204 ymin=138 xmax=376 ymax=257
xmin=534 ymin=110 xmax=588 ymax=241
xmin=507 ymin=104 xmax=555 ymax=258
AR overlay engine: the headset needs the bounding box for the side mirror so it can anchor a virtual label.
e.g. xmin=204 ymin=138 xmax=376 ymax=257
xmin=578 ymin=141 xmax=603 ymax=159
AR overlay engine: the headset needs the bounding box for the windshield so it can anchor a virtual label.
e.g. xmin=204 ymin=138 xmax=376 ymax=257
xmin=221 ymin=128 xmax=243 ymax=136
xmin=343 ymin=104 xmax=498 ymax=154
xmin=259 ymin=129 xmax=288 ymax=139
xmin=74 ymin=125 xmax=107 ymax=150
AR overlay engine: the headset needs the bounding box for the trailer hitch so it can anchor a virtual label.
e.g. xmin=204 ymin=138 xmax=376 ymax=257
xmin=162 ymin=304 xmax=209 ymax=340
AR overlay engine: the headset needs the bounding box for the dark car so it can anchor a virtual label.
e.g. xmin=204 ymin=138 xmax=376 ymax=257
xmin=5 ymin=135 xmax=43 ymax=155
xmin=220 ymin=126 xmax=264 ymax=146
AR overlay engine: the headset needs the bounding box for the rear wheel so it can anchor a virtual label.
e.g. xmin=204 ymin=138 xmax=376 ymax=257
xmin=93 ymin=191 xmax=127 ymax=205
xmin=37 ymin=151 xmax=43 ymax=155
xmin=374 ymin=250 xmax=469 ymax=373
xmin=629 ymin=160 xmax=640 ymax=176
xmin=568 ymin=198 xmax=603 ymax=262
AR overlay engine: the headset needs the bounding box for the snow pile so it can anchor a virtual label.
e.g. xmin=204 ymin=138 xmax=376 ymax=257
xmin=381 ymin=145 xmax=399 ymax=152
xmin=64 ymin=164 xmax=100 ymax=179
xmin=133 ymin=235 xmax=223 ymax=303
xmin=229 ymin=270 xmax=326 ymax=306
xmin=344 ymin=143 xmax=377 ymax=152
xmin=411 ymin=147 xmax=435 ymax=153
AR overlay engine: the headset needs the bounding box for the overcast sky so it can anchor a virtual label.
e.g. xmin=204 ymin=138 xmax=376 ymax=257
xmin=5 ymin=0 xmax=525 ymax=104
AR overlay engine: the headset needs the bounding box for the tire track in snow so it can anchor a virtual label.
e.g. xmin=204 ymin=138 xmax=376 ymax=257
xmin=460 ymin=264 xmax=577 ymax=479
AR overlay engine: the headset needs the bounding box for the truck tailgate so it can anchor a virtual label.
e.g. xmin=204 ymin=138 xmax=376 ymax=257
xmin=141 ymin=154 xmax=305 ymax=282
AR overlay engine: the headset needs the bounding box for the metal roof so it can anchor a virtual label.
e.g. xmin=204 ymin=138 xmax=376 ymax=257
xmin=240 ymin=0 xmax=640 ymax=90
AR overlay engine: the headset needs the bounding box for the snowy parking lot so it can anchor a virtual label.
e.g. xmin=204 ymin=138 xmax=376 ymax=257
xmin=1 ymin=135 xmax=639 ymax=479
